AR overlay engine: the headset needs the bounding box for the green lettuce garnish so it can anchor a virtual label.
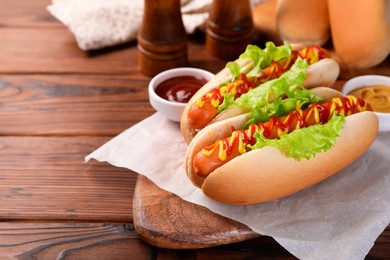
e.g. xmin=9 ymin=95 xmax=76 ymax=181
xmin=226 ymin=61 xmax=241 ymax=81
xmin=240 ymin=42 xmax=292 ymax=76
xmin=227 ymin=41 xmax=293 ymax=80
xmin=243 ymin=97 xmax=304 ymax=128
xmin=217 ymin=92 xmax=235 ymax=113
xmin=249 ymin=114 xmax=346 ymax=160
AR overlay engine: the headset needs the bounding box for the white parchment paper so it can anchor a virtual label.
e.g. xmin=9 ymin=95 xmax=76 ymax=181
xmin=85 ymin=112 xmax=390 ymax=260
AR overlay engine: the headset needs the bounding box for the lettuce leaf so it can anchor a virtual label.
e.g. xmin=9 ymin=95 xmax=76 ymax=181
xmin=242 ymin=41 xmax=292 ymax=65
xmin=227 ymin=41 xmax=293 ymax=80
xmin=217 ymin=92 xmax=235 ymax=114
xmin=243 ymin=97 xmax=303 ymax=128
xmin=249 ymin=114 xmax=345 ymax=160
xmin=226 ymin=61 xmax=241 ymax=82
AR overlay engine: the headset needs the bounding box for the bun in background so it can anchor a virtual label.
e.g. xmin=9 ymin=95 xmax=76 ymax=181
xmin=275 ymin=0 xmax=330 ymax=46
xmin=328 ymin=0 xmax=390 ymax=69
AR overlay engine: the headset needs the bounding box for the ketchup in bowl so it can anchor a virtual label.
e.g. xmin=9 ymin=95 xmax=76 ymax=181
xmin=148 ymin=67 xmax=215 ymax=122
xmin=155 ymin=76 xmax=208 ymax=103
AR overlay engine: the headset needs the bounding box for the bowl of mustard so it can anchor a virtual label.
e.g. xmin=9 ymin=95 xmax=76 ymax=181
xmin=342 ymin=75 xmax=390 ymax=132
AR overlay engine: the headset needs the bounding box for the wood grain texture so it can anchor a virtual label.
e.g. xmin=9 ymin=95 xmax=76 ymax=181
xmin=0 ymin=0 xmax=59 ymax=28
xmin=0 ymin=222 xmax=301 ymax=259
xmin=0 ymin=223 xmax=151 ymax=260
xmin=0 ymin=29 xmax=225 ymax=75
xmin=0 ymin=75 xmax=154 ymax=136
xmin=0 ymin=136 xmax=135 ymax=222
xmin=133 ymin=175 xmax=260 ymax=249
xmin=0 ymin=28 xmax=138 ymax=74
xmin=0 ymin=222 xmax=388 ymax=259
xmin=338 ymin=56 xmax=390 ymax=80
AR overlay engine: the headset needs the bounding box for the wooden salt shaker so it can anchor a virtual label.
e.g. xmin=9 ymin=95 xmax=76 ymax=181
xmin=206 ymin=0 xmax=254 ymax=60
xmin=137 ymin=0 xmax=188 ymax=77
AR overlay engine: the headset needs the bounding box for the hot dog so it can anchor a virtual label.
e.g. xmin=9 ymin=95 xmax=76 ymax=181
xmin=185 ymin=90 xmax=378 ymax=205
xmin=181 ymin=42 xmax=340 ymax=143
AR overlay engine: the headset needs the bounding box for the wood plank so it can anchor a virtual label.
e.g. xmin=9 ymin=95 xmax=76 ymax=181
xmin=0 ymin=222 xmax=296 ymax=259
xmin=0 ymin=47 xmax=223 ymax=136
xmin=0 ymin=222 xmax=388 ymax=259
xmin=0 ymin=28 xmax=138 ymax=74
xmin=0 ymin=222 xmax=297 ymax=259
xmin=0 ymin=223 xmax=152 ymax=259
xmin=0 ymin=136 xmax=135 ymax=222
xmin=0 ymin=75 xmax=154 ymax=136
xmin=0 ymin=0 xmax=60 ymax=28
xmin=337 ymin=55 xmax=390 ymax=80
xmin=0 ymin=28 xmax=224 ymax=75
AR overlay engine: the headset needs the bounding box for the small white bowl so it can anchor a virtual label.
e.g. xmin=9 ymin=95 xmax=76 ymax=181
xmin=148 ymin=67 xmax=215 ymax=122
xmin=342 ymin=75 xmax=390 ymax=132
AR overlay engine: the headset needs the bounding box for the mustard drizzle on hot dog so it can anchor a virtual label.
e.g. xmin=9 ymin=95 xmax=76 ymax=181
xmin=201 ymin=96 xmax=371 ymax=163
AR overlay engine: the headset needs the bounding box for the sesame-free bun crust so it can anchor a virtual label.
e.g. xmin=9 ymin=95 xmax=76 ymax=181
xmin=186 ymin=110 xmax=378 ymax=205
xmin=304 ymin=58 xmax=339 ymax=88
xmin=310 ymin=86 xmax=343 ymax=100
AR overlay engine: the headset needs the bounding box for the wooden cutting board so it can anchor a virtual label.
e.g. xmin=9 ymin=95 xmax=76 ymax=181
xmin=133 ymin=175 xmax=260 ymax=249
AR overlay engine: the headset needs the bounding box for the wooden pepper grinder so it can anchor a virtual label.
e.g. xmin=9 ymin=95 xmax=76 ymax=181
xmin=137 ymin=0 xmax=188 ymax=77
xmin=206 ymin=0 xmax=254 ymax=60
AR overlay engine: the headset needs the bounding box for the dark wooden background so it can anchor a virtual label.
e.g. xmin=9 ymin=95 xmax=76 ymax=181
xmin=0 ymin=0 xmax=388 ymax=258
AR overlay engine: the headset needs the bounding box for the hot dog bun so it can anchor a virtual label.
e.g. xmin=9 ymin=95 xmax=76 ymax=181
xmin=202 ymin=111 xmax=378 ymax=205
xmin=275 ymin=0 xmax=330 ymax=46
xmin=310 ymin=86 xmax=343 ymax=100
xmin=328 ymin=0 xmax=390 ymax=68
xmin=304 ymin=58 xmax=339 ymax=88
xmin=180 ymin=45 xmax=340 ymax=144
xmin=186 ymin=110 xmax=378 ymax=205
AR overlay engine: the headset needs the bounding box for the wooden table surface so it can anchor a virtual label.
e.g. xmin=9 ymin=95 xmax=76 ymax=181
xmin=1 ymin=0 xmax=389 ymax=259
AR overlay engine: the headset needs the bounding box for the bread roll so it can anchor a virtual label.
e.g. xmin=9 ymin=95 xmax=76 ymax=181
xmin=275 ymin=0 xmax=330 ymax=46
xmin=328 ymin=0 xmax=390 ymax=68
